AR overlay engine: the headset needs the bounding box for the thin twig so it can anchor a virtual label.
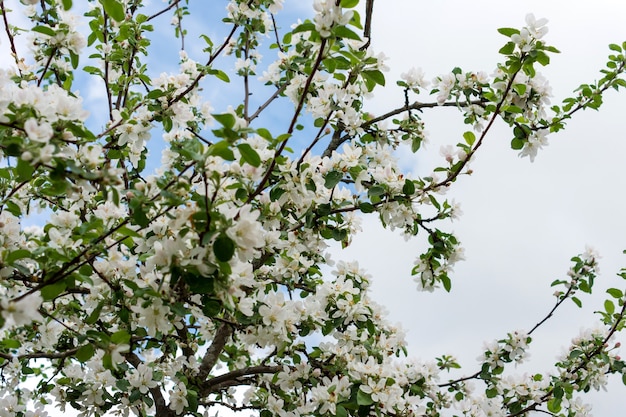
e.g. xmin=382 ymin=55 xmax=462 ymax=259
xmin=146 ymin=0 xmax=181 ymax=21
xmin=0 ymin=1 xmax=23 ymax=76
xmin=360 ymin=0 xmax=374 ymax=50
xmin=247 ymin=39 xmax=328 ymax=203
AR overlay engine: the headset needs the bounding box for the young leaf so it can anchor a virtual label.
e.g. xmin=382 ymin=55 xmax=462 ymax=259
xmin=238 ymin=143 xmax=261 ymax=167
xmin=340 ymin=0 xmax=359 ymax=7
xmin=463 ymin=131 xmax=476 ymax=146
xmin=497 ymin=27 xmax=520 ymax=37
xmin=333 ymin=25 xmax=362 ymax=41
xmin=41 ymin=281 xmax=67 ymax=301
xmin=324 ymin=171 xmax=343 ymax=189
xmin=362 ymin=70 xmax=386 ymax=87
xmin=213 ymin=113 xmax=236 ymax=130
xmin=32 ymin=26 xmax=56 ymax=37
xmin=213 ymin=235 xmax=235 ymax=262
xmin=76 ymin=344 xmax=95 ymax=362
xmin=100 ymin=0 xmax=125 ymax=22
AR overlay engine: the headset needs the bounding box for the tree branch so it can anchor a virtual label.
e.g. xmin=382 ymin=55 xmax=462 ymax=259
xmin=360 ymin=0 xmax=374 ymax=50
xmin=322 ymin=99 xmax=485 ymax=157
xmin=197 ymin=322 xmax=233 ymax=381
xmin=200 ymin=365 xmax=283 ymax=397
xmin=126 ymin=352 xmax=175 ymax=417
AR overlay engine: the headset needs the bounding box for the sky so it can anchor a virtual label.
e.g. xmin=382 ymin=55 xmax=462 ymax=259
xmin=334 ymin=1 xmax=626 ymax=415
xmin=1 ymin=0 xmax=626 ymax=415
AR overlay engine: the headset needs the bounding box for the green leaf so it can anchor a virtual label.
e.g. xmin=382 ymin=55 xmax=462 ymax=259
xmin=402 ymin=179 xmax=415 ymax=195
xmin=359 ymin=202 xmax=375 ymax=213
xmin=201 ymin=297 xmax=222 ymax=317
xmin=368 ymin=185 xmax=385 ymax=198
xmin=117 ymin=226 xmax=141 ymax=239
xmin=536 ymin=51 xmax=550 ymax=66
xmin=2 ymin=339 xmax=21 ymax=349
xmin=62 ymin=0 xmax=73 ymax=10
xmin=463 ymin=131 xmax=476 ymax=146
xmin=76 ymin=344 xmax=95 ymax=362
xmin=362 ymin=70 xmax=386 ymax=87
xmin=292 ymin=22 xmax=316 ymax=34
xmin=513 ymin=84 xmax=527 ymax=96
xmin=356 ymin=389 xmax=374 ymax=406
xmin=131 ymin=203 xmax=150 ymax=228
xmin=333 ymin=25 xmax=362 ymax=41
xmin=441 ymin=274 xmax=452 ymax=292
xmin=605 ymin=299 xmax=615 ymax=315
xmin=547 ymin=398 xmax=562 ymax=413
xmin=85 ymin=301 xmax=104 ymax=325
xmin=213 ymin=113 xmax=236 ymax=129
xmin=213 ymin=235 xmax=235 ymax=262
xmin=31 ymin=26 xmax=56 ymax=37
xmin=510 ymin=138 xmax=525 ymax=150
xmin=499 ymin=42 xmax=515 ymax=55
xmin=41 ymin=281 xmax=67 ymax=301
xmin=102 ymin=352 xmax=113 ymax=370
xmin=609 ymin=43 xmax=622 ymax=52
xmin=4 ymin=249 xmax=32 ymax=264
xmin=340 ymin=0 xmax=359 ymax=7
xmin=256 ymin=128 xmax=272 ymax=141
xmin=208 ymin=69 xmax=230 ymax=83
xmin=513 ymin=125 xmax=529 ymax=139
xmin=207 ymin=141 xmax=235 ymax=161
xmin=185 ymin=274 xmax=215 ymax=294
xmin=16 ymin=158 xmax=35 ymax=182
xmin=100 ymin=0 xmax=125 ymax=22
xmin=324 ymin=171 xmax=343 ymax=189
xmin=111 ymin=330 xmax=130 ymax=345
xmin=504 ymin=105 xmax=523 ymax=114
xmin=572 ymin=296 xmax=582 ymax=308
xmin=607 ymin=288 xmax=623 ymax=299
xmin=497 ymin=28 xmax=520 ymax=37
xmin=237 ymin=143 xmax=261 ymax=167
xmin=129 ymin=388 xmax=141 ymax=403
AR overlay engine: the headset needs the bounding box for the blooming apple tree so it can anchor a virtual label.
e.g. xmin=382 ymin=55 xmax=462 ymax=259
xmin=0 ymin=0 xmax=625 ymax=416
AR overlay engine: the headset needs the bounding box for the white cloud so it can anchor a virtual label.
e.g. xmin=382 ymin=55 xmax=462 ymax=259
xmin=333 ymin=1 xmax=626 ymax=415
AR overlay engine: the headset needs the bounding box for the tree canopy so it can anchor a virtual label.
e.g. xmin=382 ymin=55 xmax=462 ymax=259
xmin=0 ymin=1 xmax=625 ymax=417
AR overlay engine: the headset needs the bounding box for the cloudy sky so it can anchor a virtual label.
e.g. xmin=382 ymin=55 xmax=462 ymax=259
xmin=333 ymin=1 xmax=626 ymax=415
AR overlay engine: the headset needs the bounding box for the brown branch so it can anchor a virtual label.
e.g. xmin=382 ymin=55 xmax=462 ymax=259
xmin=438 ymin=370 xmax=481 ymax=388
xmin=200 ymin=365 xmax=283 ymax=396
xmin=197 ymin=323 xmax=233 ymax=381
xmin=360 ymin=0 xmax=374 ymax=50
xmin=248 ymin=83 xmax=287 ymax=122
xmin=535 ymin=58 xmax=626 ymax=132
xmin=507 ymin=301 xmax=626 ymax=417
xmin=247 ymin=39 xmax=329 ymax=203
xmin=37 ymin=46 xmax=58 ymax=87
xmin=126 ymin=352 xmax=174 ymax=417
xmin=0 ymin=1 xmax=23 ymax=77
xmin=243 ymin=26 xmax=251 ymax=121
xmin=322 ymin=99 xmax=485 ymax=157
xmin=146 ymin=0 xmax=181 ymax=22
xmin=11 ymin=161 xmax=196 ymax=304
xmin=0 ymin=346 xmax=80 ymax=361
xmin=270 ymin=13 xmax=285 ymax=53
xmin=174 ymin=0 xmax=185 ymax=50
xmin=168 ymin=24 xmax=239 ymax=106
xmin=423 ymin=67 xmax=522 ymax=193
xmin=527 ymin=283 xmax=577 ymax=336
